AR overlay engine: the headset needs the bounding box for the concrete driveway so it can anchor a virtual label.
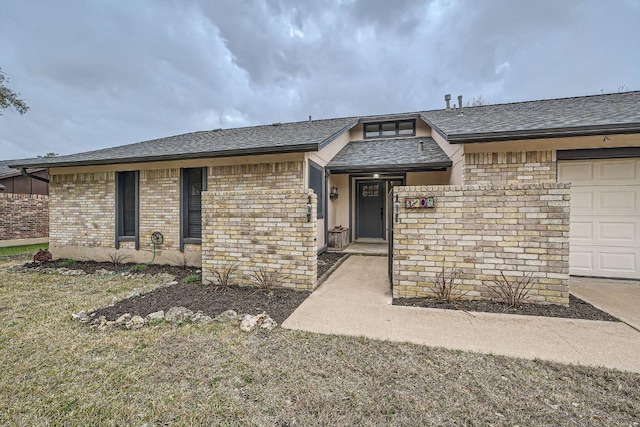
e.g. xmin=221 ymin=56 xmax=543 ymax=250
xmin=283 ymin=255 xmax=640 ymax=374
xmin=571 ymin=276 xmax=640 ymax=330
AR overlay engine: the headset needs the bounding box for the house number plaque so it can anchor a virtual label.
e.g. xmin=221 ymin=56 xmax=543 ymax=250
xmin=405 ymin=196 xmax=435 ymax=208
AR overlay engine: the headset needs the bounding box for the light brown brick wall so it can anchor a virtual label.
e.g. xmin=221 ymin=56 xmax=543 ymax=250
xmin=0 ymin=193 xmax=49 ymax=240
xmin=50 ymin=172 xmax=115 ymax=248
xmin=464 ymin=150 xmax=556 ymax=184
xmin=49 ymin=161 xmax=305 ymax=265
xmin=393 ymin=183 xmax=570 ymax=305
xmin=140 ymin=169 xmax=180 ymax=251
xmin=202 ymin=189 xmax=317 ymax=290
xmin=209 ymin=161 xmax=303 ymax=191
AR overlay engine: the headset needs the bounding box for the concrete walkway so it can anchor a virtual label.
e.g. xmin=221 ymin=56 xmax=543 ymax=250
xmin=283 ymin=255 xmax=640 ymax=374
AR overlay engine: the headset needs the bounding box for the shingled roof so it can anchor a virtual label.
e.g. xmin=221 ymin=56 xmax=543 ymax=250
xmin=421 ymin=91 xmax=640 ymax=143
xmin=327 ymin=137 xmax=451 ymax=172
xmin=0 ymin=159 xmax=45 ymax=178
xmin=8 ymin=91 xmax=640 ymax=170
xmin=10 ymin=117 xmax=358 ymax=169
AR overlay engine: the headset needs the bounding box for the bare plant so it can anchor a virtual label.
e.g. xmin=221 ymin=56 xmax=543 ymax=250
xmin=172 ymin=253 xmax=190 ymax=270
xmin=209 ymin=261 xmax=239 ymax=288
xmin=487 ymin=272 xmax=534 ymax=307
xmin=431 ymin=266 xmax=468 ymax=302
xmin=107 ymin=251 xmax=130 ymax=266
xmin=249 ymin=266 xmax=290 ymax=293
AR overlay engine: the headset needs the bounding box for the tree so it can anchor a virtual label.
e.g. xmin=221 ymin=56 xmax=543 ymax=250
xmin=0 ymin=67 xmax=29 ymax=115
xmin=466 ymin=95 xmax=486 ymax=107
xmin=38 ymin=152 xmax=58 ymax=158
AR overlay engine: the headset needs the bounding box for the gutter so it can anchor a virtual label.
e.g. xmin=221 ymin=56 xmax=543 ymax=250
xmin=327 ymin=160 xmax=452 ymax=174
xmin=21 ymin=168 xmax=50 ymax=183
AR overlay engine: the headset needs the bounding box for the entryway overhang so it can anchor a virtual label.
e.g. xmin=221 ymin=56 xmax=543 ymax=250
xmin=325 ymin=136 xmax=452 ymax=174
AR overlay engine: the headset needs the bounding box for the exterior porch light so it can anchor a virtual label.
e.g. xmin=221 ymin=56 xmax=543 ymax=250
xmin=373 ymin=173 xmax=380 ymax=179
xmin=329 ymin=186 xmax=339 ymax=200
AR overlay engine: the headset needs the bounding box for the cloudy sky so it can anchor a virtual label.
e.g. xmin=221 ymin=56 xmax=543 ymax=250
xmin=1 ymin=0 xmax=639 ymax=159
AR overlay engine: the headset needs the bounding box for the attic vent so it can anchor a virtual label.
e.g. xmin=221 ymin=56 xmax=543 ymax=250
xmin=271 ymin=122 xmax=282 ymax=127
xmin=213 ymin=128 xmax=222 ymax=132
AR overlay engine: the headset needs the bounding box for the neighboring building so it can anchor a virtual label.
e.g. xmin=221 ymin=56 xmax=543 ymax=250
xmin=0 ymin=160 xmax=49 ymax=195
xmin=9 ymin=91 xmax=640 ymax=287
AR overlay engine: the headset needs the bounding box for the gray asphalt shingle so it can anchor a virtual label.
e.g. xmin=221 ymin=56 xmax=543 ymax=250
xmin=421 ymin=91 xmax=640 ymax=139
xmin=8 ymin=91 xmax=639 ymax=169
xmin=327 ymin=137 xmax=451 ymax=171
xmin=10 ymin=117 xmax=358 ymax=168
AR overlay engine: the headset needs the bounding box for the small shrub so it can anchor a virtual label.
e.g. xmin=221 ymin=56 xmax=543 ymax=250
xmin=431 ymin=266 xmax=468 ymax=302
xmin=172 ymin=253 xmax=190 ymax=270
xmin=487 ymin=272 xmax=534 ymax=307
xmin=107 ymin=251 xmax=130 ymax=266
xmin=209 ymin=261 xmax=239 ymax=288
xmin=249 ymin=266 xmax=290 ymax=292
xmin=130 ymin=264 xmax=148 ymax=272
xmin=184 ymin=274 xmax=200 ymax=283
xmin=58 ymin=258 xmax=74 ymax=267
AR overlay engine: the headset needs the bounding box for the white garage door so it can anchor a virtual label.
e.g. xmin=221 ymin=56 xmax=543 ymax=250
xmin=558 ymin=158 xmax=640 ymax=279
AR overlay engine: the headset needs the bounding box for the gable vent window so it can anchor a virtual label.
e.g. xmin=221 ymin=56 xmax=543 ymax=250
xmin=364 ymin=119 xmax=416 ymax=139
xmin=180 ymin=167 xmax=207 ymax=250
xmin=116 ymin=170 xmax=139 ymax=249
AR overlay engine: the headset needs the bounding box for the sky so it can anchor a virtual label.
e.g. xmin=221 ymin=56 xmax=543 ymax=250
xmin=1 ymin=0 xmax=639 ymax=160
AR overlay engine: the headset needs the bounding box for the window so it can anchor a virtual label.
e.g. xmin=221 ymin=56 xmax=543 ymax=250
xmin=181 ymin=167 xmax=207 ymax=249
xmin=116 ymin=170 xmax=139 ymax=249
xmin=363 ymin=119 xmax=416 ymax=139
xmin=308 ymin=161 xmax=324 ymax=219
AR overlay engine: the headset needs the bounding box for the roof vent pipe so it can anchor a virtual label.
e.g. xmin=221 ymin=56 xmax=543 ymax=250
xmin=444 ymin=94 xmax=451 ymax=111
xmin=309 ymin=115 xmax=312 ymax=121
xmin=458 ymin=95 xmax=463 ymax=114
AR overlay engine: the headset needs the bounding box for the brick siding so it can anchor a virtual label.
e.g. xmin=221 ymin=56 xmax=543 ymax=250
xmin=393 ymin=183 xmax=570 ymax=305
xmin=464 ymin=150 xmax=556 ymax=184
xmin=202 ymin=189 xmax=317 ymax=290
xmin=0 ymin=193 xmax=49 ymax=240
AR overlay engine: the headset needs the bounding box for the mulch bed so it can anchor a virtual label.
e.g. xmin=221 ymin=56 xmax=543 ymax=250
xmin=21 ymin=260 xmax=200 ymax=282
xmin=22 ymin=253 xmax=349 ymax=324
xmin=394 ymin=294 xmax=618 ymax=322
xmin=318 ymin=252 xmax=348 ymax=278
xmin=91 ymin=283 xmax=310 ymax=324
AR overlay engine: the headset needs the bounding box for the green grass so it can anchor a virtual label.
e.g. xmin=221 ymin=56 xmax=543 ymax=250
xmin=0 ymin=243 xmax=48 ymax=257
xmin=130 ymin=264 xmax=148 ymax=272
xmin=0 ymin=256 xmax=639 ymax=426
xmin=183 ymin=273 xmax=200 ymax=283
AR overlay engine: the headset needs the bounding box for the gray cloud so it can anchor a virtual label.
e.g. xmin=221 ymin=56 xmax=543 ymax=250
xmin=0 ymin=0 xmax=638 ymax=159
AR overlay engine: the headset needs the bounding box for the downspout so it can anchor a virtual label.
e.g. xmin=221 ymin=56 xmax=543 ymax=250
xmin=20 ymin=168 xmax=50 ymax=183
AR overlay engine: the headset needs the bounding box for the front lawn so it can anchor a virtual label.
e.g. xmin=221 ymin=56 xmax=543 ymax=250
xmin=1 ymin=256 xmax=638 ymax=426
xmin=0 ymin=242 xmax=48 ymax=257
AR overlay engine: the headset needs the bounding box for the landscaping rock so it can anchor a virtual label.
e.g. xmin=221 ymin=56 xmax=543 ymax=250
xmin=191 ymin=311 xmax=214 ymax=324
xmin=214 ymin=309 xmax=240 ymax=323
xmin=145 ymin=311 xmax=165 ymax=322
xmin=130 ymin=315 xmax=145 ymax=330
xmin=71 ymin=310 xmax=89 ymax=322
xmin=115 ymin=313 xmax=132 ymax=328
xmin=56 ymin=268 xmax=86 ymax=276
xmin=240 ymin=312 xmax=277 ymax=332
xmin=126 ymin=289 xmax=141 ymax=299
xmin=165 ymin=306 xmax=194 ymax=323
xmin=94 ymin=269 xmax=112 ymax=277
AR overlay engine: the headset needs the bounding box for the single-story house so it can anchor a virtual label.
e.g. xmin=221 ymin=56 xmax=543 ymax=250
xmin=9 ymin=91 xmax=640 ymax=302
xmin=0 ymin=160 xmax=49 ymax=195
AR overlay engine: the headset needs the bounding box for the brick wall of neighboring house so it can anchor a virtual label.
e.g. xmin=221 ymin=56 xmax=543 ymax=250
xmin=464 ymin=150 xmax=556 ymax=184
xmin=393 ymin=183 xmax=570 ymax=305
xmin=201 ymin=189 xmax=317 ymax=291
xmin=0 ymin=193 xmax=49 ymax=240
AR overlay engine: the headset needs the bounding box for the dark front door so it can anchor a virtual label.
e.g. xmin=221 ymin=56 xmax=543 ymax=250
xmin=357 ymin=181 xmax=384 ymax=239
